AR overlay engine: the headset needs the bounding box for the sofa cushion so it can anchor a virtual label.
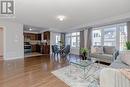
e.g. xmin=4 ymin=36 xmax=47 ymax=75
xmin=90 ymin=53 xmax=113 ymax=63
xmin=91 ymin=46 xmax=104 ymax=54
xmin=90 ymin=53 xmax=112 ymax=59
xmin=99 ymin=54 xmax=113 ymax=60
xmin=90 ymin=53 xmax=101 ymax=58
xmin=103 ymin=46 xmax=115 ymax=55
xmin=91 ymin=46 xmax=97 ymax=53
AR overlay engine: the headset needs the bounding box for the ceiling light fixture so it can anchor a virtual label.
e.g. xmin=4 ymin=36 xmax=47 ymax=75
xmin=57 ymin=15 xmax=66 ymax=21
xmin=29 ymin=28 xmax=32 ymax=31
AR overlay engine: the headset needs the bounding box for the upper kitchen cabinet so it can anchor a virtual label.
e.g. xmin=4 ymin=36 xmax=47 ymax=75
xmin=43 ymin=31 xmax=50 ymax=40
xmin=24 ymin=33 xmax=41 ymax=40
xmin=30 ymin=33 xmax=36 ymax=40
xmin=36 ymin=34 xmax=41 ymax=40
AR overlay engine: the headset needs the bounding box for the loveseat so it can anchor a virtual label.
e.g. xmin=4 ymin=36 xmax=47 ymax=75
xmin=89 ymin=46 xmax=119 ymax=63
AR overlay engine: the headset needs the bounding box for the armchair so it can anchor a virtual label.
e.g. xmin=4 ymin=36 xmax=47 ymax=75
xmin=100 ymin=68 xmax=130 ymax=87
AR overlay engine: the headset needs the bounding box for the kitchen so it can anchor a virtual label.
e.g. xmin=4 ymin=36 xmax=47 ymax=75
xmin=24 ymin=25 xmax=50 ymax=58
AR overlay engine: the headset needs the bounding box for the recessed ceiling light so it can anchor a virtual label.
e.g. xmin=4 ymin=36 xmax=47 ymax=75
xmin=57 ymin=15 xmax=66 ymax=21
xmin=29 ymin=28 xmax=32 ymax=31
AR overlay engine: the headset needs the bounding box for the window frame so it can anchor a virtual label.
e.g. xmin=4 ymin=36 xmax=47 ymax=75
xmin=92 ymin=23 xmax=127 ymax=51
xmin=65 ymin=32 xmax=80 ymax=48
xmin=55 ymin=34 xmax=61 ymax=45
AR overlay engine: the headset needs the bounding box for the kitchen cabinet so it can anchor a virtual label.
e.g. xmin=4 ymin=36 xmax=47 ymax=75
xmin=30 ymin=34 xmax=36 ymax=40
xmin=36 ymin=45 xmax=41 ymax=53
xmin=31 ymin=45 xmax=41 ymax=53
xmin=24 ymin=33 xmax=41 ymax=40
xmin=31 ymin=45 xmax=36 ymax=52
xmin=41 ymin=45 xmax=50 ymax=54
xmin=43 ymin=31 xmax=50 ymax=40
xmin=36 ymin=34 xmax=41 ymax=40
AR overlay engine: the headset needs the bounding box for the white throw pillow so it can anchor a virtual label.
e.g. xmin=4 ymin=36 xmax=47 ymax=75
xmin=120 ymin=51 xmax=130 ymax=66
xmin=91 ymin=46 xmax=103 ymax=54
xmin=91 ymin=46 xmax=97 ymax=53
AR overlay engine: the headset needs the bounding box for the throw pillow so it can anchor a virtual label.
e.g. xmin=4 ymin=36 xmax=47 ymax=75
xmin=91 ymin=46 xmax=97 ymax=53
xmin=120 ymin=51 xmax=130 ymax=66
xmin=91 ymin=46 xmax=104 ymax=54
xmin=96 ymin=46 xmax=104 ymax=54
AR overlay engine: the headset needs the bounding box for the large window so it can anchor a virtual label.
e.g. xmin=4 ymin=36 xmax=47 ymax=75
xmin=92 ymin=23 xmax=127 ymax=51
xmin=55 ymin=34 xmax=61 ymax=45
xmin=103 ymin=26 xmax=116 ymax=46
xmin=92 ymin=29 xmax=101 ymax=46
xmin=119 ymin=24 xmax=127 ymax=51
xmin=66 ymin=32 xmax=80 ymax=48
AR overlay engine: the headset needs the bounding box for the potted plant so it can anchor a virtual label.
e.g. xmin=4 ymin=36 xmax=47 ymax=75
xmin=80 ymin=48 xmax=89 ymax=60
xmin=126 ymin=41 xmax=130 ymax=50
xmin=58 ymin=39 xmax=64 ymax=49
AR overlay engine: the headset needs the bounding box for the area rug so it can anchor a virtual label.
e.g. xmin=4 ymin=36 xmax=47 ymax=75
xmin=52 ymin=63 xmax=109 ymax=87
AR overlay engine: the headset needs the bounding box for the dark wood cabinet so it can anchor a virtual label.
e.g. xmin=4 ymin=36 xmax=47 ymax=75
xmin=43 ymin=31 xmax=50 ymax=40
xmin=36 ymin=45 xmax=41 ymax=53
xmin=31 ymin=34 xmax=36 ymax=40
xmin=41 ymin=45 xmax=50 ymax=54
xmin=24 ymin=33 xmax=41 ymax=40
xmin=32 ymin=45 xmax=36 ymax=52
xmin=36 ymin=34 xmax=41 ymax=40
xmin=24 ymin=32 xmax=51 ymax=54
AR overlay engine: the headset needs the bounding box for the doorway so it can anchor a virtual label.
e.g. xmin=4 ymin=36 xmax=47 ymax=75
xmin=0 ymin=27 xmax=3 ymax=60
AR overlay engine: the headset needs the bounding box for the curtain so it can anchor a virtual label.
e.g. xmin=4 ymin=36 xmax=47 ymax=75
xmin=86 ymin=27 xmax=93 ymax=49
xmin=80 ymin=30 xmax=84 ymax=48
xmin=127 ymin=21 xmax=130 ymax=41
xmin=80 ymin=30 xmax=84 ymax=54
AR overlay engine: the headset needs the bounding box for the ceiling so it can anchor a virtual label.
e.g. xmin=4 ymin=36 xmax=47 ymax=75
xmin=6 ymin=0 xmax=130 ymax=31
xmin=23 ymin=25 xmax=48 ymax=33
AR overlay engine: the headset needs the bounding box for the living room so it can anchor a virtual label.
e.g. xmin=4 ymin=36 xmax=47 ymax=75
xmin=0 ymin=0 xmax=130 ymax=87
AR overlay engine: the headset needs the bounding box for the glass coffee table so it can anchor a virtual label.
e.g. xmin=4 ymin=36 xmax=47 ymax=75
xmin=69 ymin=58 xmax=97 ymax=79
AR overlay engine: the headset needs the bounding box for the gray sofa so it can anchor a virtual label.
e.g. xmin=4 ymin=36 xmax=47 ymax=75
xmin=89 ymin=46 xmax=119 ymax=63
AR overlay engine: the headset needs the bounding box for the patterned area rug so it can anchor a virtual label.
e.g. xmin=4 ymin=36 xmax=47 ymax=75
xmin=52 ymin=63 xmax=108 ymax=87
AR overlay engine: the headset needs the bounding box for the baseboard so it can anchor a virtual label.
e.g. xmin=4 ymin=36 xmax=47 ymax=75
xmin=4 ymin=56 xmax=24 ymax=60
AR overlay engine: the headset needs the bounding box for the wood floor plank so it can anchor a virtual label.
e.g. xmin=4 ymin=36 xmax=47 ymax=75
xmin=0 ymin=55 xmax=78 ymax=87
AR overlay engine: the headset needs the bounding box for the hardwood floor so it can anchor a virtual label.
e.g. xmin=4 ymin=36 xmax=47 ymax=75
xmin=0 ymin=55 xmax=80 ymax=87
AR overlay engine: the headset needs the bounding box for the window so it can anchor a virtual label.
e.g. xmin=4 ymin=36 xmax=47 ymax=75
xmin=71 ymin=37 xmax=76 ymax=47
xmin=92 ymin=23 xmax=127 ymax=51
xmin=103 ymin=27 xmax=116 ymax=46
xmin=65 ymin=32 xmax=80 ymax=48
xmin=119 ymin=24 xmax=127 ymax=51
xmin=92 ymin=29 xmax=101 ymax=46
xmin=55 ymin=34 xmax=60 ymax=45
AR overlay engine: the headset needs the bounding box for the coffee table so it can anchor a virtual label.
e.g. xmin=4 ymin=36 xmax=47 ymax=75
xmin=70 ymin=58 xmax=97 ymax=79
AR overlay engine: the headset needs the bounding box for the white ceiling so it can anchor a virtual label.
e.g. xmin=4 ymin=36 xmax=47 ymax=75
xmin=7 ymin=0 xmax=130 ymax=31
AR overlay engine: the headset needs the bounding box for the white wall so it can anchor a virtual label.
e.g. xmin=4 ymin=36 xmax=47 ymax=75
xmin=0 ymin=28 xmax=3 ymax=56
xmin=0 ymin=21 xmax=24 ymax=60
